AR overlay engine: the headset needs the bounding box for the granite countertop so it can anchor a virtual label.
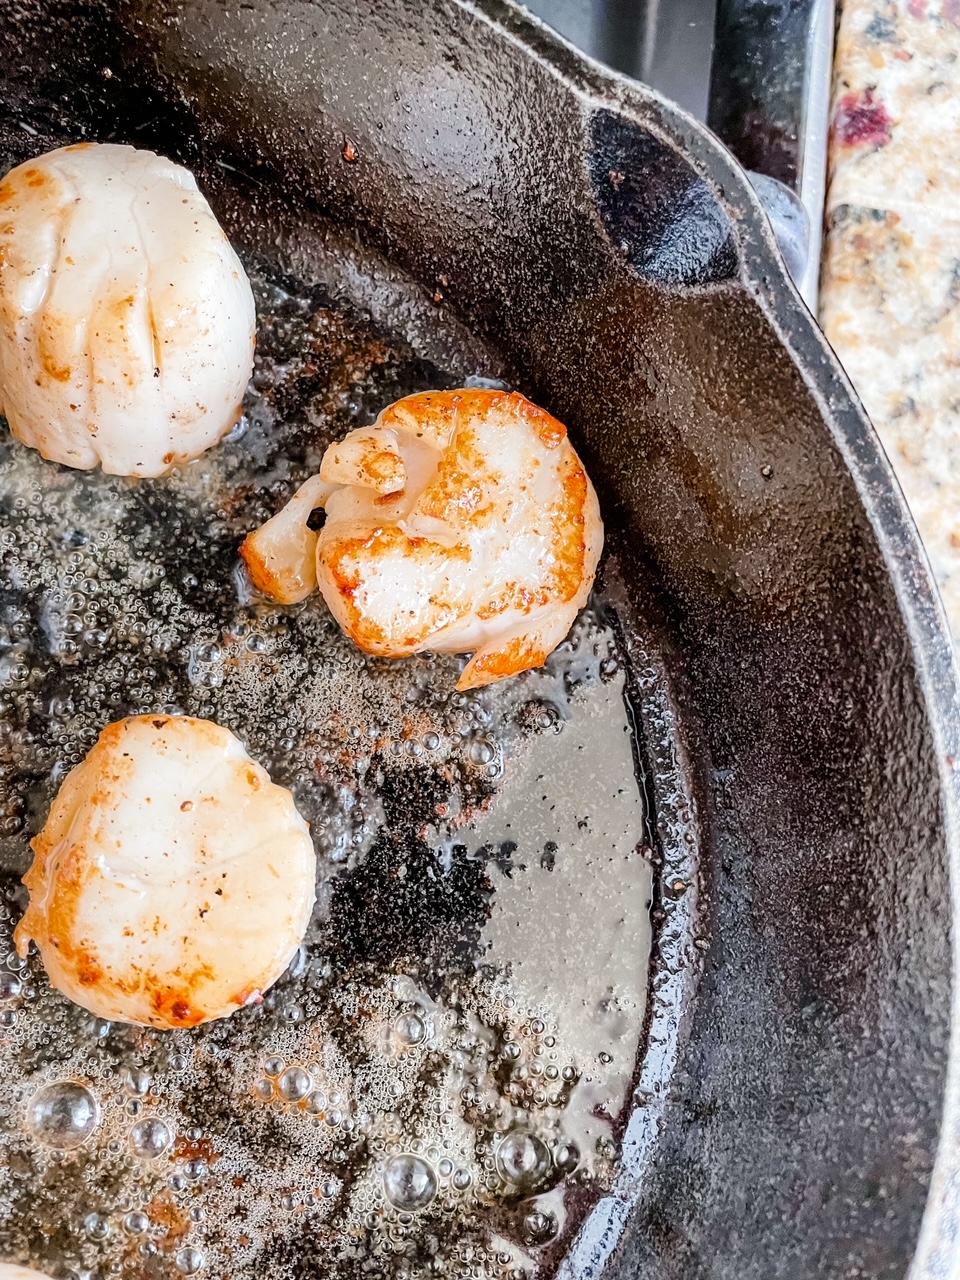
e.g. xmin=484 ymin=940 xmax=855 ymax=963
xmin=820 ymin=0 xmax=960 ymax=631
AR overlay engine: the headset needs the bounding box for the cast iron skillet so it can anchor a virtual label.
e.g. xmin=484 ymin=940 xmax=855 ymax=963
xmin=1 ymin=1 xmax=960 ymax=1277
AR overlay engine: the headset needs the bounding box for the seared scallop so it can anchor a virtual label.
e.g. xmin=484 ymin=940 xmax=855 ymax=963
xmin=0 ymin=1266 xmax=55 ymax=1279
xmin=241 ymin=388 xmax=604 ymax=689
xmin=14 ymin=716 xmax=315 ymax=1028
xmin=0 ymin=143 xmax=255 ymax=476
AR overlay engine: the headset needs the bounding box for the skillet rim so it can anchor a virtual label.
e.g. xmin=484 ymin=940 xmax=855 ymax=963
xmin=461 ymin=2 xmax=960 ymax=1274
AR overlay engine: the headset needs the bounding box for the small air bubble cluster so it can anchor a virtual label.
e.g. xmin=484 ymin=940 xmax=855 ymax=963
xmin=0 ymin=257 xmax=657 ymax=1279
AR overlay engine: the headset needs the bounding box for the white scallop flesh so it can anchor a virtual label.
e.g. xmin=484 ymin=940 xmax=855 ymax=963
xmin=0 ymin=1265 xmax=55 ymax=1280
xmin=240 ymin=388 xmax=604 ymax=689
xmin=14 ymin=715 xmax=316 ymax=1028
xmin=0 ymin=143 xmax=255 ymax=476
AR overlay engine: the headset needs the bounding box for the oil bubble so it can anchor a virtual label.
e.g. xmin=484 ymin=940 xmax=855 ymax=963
xmin=26 ymin=1080 xmax=99 ymax=1150
xmin=452 ymin=1168 xmax=472 ymax=1192
xmin=130 ymin=1117 xmax=173 ymax=1159
xmin=123 ymin=1067 xmax=151 ymax=1096
xmin=84 ymin=1212 xmax=109 ymax=1240
xmin=176 ymin=1247 xmax=205 ymax=1274
xmin=468 ymin=738 xmax=495 ymax=766
xmin=537 ymin=704 xmax=561 ymax=731
xmin=124 ymin=1211 xmax=150 ymax=1235
xmin=0 ymin=972 xmax=22 ymax=1000
xmin=383 ymin=1153 xmax=438 ymax=1211
xmin=394 ymin=1012 xmax=426 ymax=1046
xmin=522 ymin=1209 xmax=557 ymax=1245
xmin=554 ymin=1140 xmax=580 ymax=1173
xmin=495 ymin=1130 xmax=551 ymax=1192
xmin=277 ymin=1066 xmax=311 ymax=1102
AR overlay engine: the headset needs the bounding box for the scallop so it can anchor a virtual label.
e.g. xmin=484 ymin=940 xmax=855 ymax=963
xmin=241 ymin=388 xmax=604 ymax=689
xmin=0 ymin=1266 xmax=55 ymax=1280
xmin=0 ymin=142 xmax=255 ymax=476
xmin=14 ymin=715 xmax=316 ymax=1028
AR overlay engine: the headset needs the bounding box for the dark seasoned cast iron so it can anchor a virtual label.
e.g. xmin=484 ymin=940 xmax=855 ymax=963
xmin=0 ymin=1 xmax=959 ymax=1277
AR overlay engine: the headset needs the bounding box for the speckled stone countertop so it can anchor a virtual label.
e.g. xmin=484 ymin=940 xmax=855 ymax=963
xmin=820 ymin=0 xmax=960 ymax=631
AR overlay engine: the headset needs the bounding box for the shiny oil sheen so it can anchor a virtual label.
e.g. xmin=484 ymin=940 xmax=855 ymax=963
xmin=0 ymin=259 xmax=660 ymax=1276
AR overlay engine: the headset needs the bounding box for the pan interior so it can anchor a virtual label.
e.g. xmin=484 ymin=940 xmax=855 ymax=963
xmin=0 ymin=226 xmax=659 ymax=1276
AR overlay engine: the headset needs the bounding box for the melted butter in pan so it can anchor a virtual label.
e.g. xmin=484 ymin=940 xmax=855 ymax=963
xmin=0 ymin=262 xmax=652 ymax=1280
